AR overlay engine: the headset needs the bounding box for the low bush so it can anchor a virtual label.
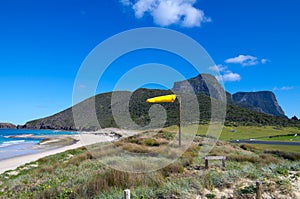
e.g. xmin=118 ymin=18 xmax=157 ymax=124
xmin=264 ymin=150 xmax=300 ymax=161
xmin=227 ymin=154 xmax=260 ymax=163
xmin=240 ymin=144 xmax=258 ymax=152
xmin=67 ymin=152 xmax=93 ymax=166
xmin=122 ymin=143 xmax=150 ymax=153
xmin=237 ymin=184 xmax=256 ymax=194
xmin=161 ymin=161 xmax=185 ymax=177
xmin=161 ymin=131 xmax=175 ymax=140
xmin=259 ymin=153 xmax=279 ymax=164
xmin=144 ymin=138 xmax=160 ymax=147
xmin=205 ymin=193 xmax=216 ymax=199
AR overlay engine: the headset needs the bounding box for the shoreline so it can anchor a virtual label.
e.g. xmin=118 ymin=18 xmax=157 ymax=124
xmin=0 ymin=128 xmax=138 ymax=174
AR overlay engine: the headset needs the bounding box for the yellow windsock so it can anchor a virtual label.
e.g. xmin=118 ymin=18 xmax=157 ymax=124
xmin=146 ymin=94 xmax=177 ymax=103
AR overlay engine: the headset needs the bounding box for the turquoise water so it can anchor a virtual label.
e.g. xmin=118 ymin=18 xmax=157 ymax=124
xmin=0 ymin=129 xmax=78 ymax=160
xmin=0 ymin=129 xmax=77 ymax=145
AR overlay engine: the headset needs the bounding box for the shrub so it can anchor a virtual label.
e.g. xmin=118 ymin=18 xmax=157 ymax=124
xmin=227 ymin=154 xmax=260 ymax=163
xmin=259 ymin=153 xmax=279 ymax=164
xmin=205 ymin=193 xmax=216 ymax=199
xmin=264 ymin=150 xmax=300 ymax=161
xmin=161 ymin=161 xmax=185 ymax=177
xmin=276 ymin=167 xmax=289 ymax=176
xmin=240 ymin=144 xmax=258 ymax=152
xmin=122 ymin=144 xmax=150 ymax=153
xmin=238 ymin=184 xmax=256 ymax=194
xmin=162 ymin=131 xmax=175 ymax=140
xmin=181 ymin=145 xmax=200 ymax=167
xmin=202 ymin=172 xmax=214 ymax=191
xmin=67 ymin=152 xmax=93 ymax=166
xmin=38 ymin=165 xmax=55 ymax=174
xmin=144 ymin=138 xmax=160 ymax=147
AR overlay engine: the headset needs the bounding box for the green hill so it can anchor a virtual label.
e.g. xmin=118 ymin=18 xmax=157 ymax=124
xmin=21 ymin=88 xmax=299 ymax=131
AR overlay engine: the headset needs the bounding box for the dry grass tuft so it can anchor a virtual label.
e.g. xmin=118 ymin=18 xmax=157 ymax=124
xmin=73 ymin=169 xmax=164 ymax=198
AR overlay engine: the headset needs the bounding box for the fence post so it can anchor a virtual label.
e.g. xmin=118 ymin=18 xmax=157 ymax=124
xmin=256 ymin=181 xmax=262 ymax=199
xmin=222 ymin=159 xmax=225 ymax=168
xmin=205 ymin=159 xmax=208 ymax=169
xmin=124 ymin=189 xmax=130 ymax=199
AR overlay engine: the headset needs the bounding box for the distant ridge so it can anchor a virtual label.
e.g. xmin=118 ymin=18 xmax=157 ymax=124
xmin=0 ymin=123 xmax=16 ymax=129
xmin=232 ymin=91 xmax=285 ymax=117
xmin=172 ymin=74 xmax=286 ymax=117
xmin=19 ymin=74 xmax=298 ymax=131
xmin=172 ymin=73 xmax=226 ymax=101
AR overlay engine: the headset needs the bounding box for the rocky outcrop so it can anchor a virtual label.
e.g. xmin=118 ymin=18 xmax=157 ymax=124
xmin=0 ymin=123 xmax=16 ymax=129
xmin=232 ymin=91 xmax=285 ymax=117
xmin=172 ymin=74 xmax=285 ymax=117
xmin=172 ymin=74 xmax=226 ymax=101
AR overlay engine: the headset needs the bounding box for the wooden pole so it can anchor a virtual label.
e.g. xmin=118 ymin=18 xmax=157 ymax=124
xmin=124 ymin=189 xmax=130 ymax=199
xmin=178 ymin=95 xmax=182 ymax=147
xmin=205 ymin=159 xmax=208 ymax=169
xmin=256 ymin=181 xmax=262 ymax=199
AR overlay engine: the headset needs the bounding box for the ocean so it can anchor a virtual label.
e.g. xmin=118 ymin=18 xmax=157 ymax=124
xmin=0 ymin=129 xmax=77 ymax=160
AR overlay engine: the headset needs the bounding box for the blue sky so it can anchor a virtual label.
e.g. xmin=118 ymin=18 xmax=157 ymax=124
xmin=0 ymin=0 xmax=300 ymax=124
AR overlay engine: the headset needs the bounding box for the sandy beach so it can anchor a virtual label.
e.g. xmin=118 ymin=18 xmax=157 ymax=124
xmin=0 ymin=128 xmax=138 ymax=174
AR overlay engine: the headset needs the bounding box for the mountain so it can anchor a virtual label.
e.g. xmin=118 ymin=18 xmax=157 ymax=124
xmin=172 ymin=73 xmax=227 ymax=101
xmin=20 ymin=89 xmax=296 ymax=131
xmin=0 ymin=123 xmax=16 ymax=129
xmin=172 ymin=74 xmax=285 ymax=117
xmin=19 ymin=73 xmax=295 ymax=131
xmin=232 ymin=91 xmax=285 ymax=117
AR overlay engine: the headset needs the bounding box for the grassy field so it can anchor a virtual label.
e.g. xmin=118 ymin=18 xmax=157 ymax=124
xmin=166 ymin=124 xmax=300 ymax=141
xmin=257 ymin=134 xmax=300 ymax=142
xmin=250 ymin=144 xmax=300 ymax=153
xmin=173 ymin=125 xmax=300 ymax=154
xmin=0 ymin=125 xmax=300 ymax=198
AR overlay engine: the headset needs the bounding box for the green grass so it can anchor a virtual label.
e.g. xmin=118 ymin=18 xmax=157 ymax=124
xmin=164 ymin=125 xmax=300 ymax=154
xmin=257 ymin=134 xmax=300 ymax=142
xmin=218 ymin=126 xmax=300 ymax=141
xmin=251 ymin=144 xmax=300 ymax=153
xmin=175 ymin=124 xmax=300 ymax=141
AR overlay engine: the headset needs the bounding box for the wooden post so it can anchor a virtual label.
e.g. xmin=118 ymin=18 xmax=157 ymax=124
xmin=256 ymin=181 xmax=262 ymax=199
xmin=205 ymin=159 xmax=209 ymax=169
xmin=124 ymin=189 xmax=130 ymax=199
xmin=222 ymin=159 xmax=225 ymax=168
xmin=178 ymin=96 xmax=182 ymax=147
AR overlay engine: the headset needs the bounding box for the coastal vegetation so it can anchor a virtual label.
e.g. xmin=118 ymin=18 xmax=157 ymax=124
xmin=0 ymin=126 xmax=299 ymax=198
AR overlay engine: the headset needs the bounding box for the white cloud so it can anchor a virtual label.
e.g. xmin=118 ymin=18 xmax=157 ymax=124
xmin=121 ymin=0 xmax=211 ymax=28
xmin=261 ymin=58 xmax=270 ymax=64
xmin=225 ymin=55 xmax=270 ymax=66
xmin=120 ymin=0 xmax=132 ymax=6
xmin=273 ymin=86 xmax=294 ymax=91
xmin=222 ymin=72 xmax=241 ymax=82
xmin=209 ymin=64 xmax=241 ymax=82
xmin=208 ymin=64 xmax=227 ymax=73
xmin=225 ymin=55 xmax=259 ymax=66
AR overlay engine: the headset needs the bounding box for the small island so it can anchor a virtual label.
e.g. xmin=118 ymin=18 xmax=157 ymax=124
xmin=0 ymin=122 xmax=16 ymax=129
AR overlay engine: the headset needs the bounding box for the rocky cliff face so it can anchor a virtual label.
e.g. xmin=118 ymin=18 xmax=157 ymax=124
xmin=0 ymin=123 xmax=16 ymax=129
xmin=172 ymin=74 xmax=285 ymax=117
xmin=172 ymin=74 xmax=226 ymax=101
xmin=232 ymin=91 xmax=285 ymax=117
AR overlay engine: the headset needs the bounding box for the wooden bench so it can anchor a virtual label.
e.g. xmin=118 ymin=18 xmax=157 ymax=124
xmin=204 ymin=156 xmax=226 ymax=169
